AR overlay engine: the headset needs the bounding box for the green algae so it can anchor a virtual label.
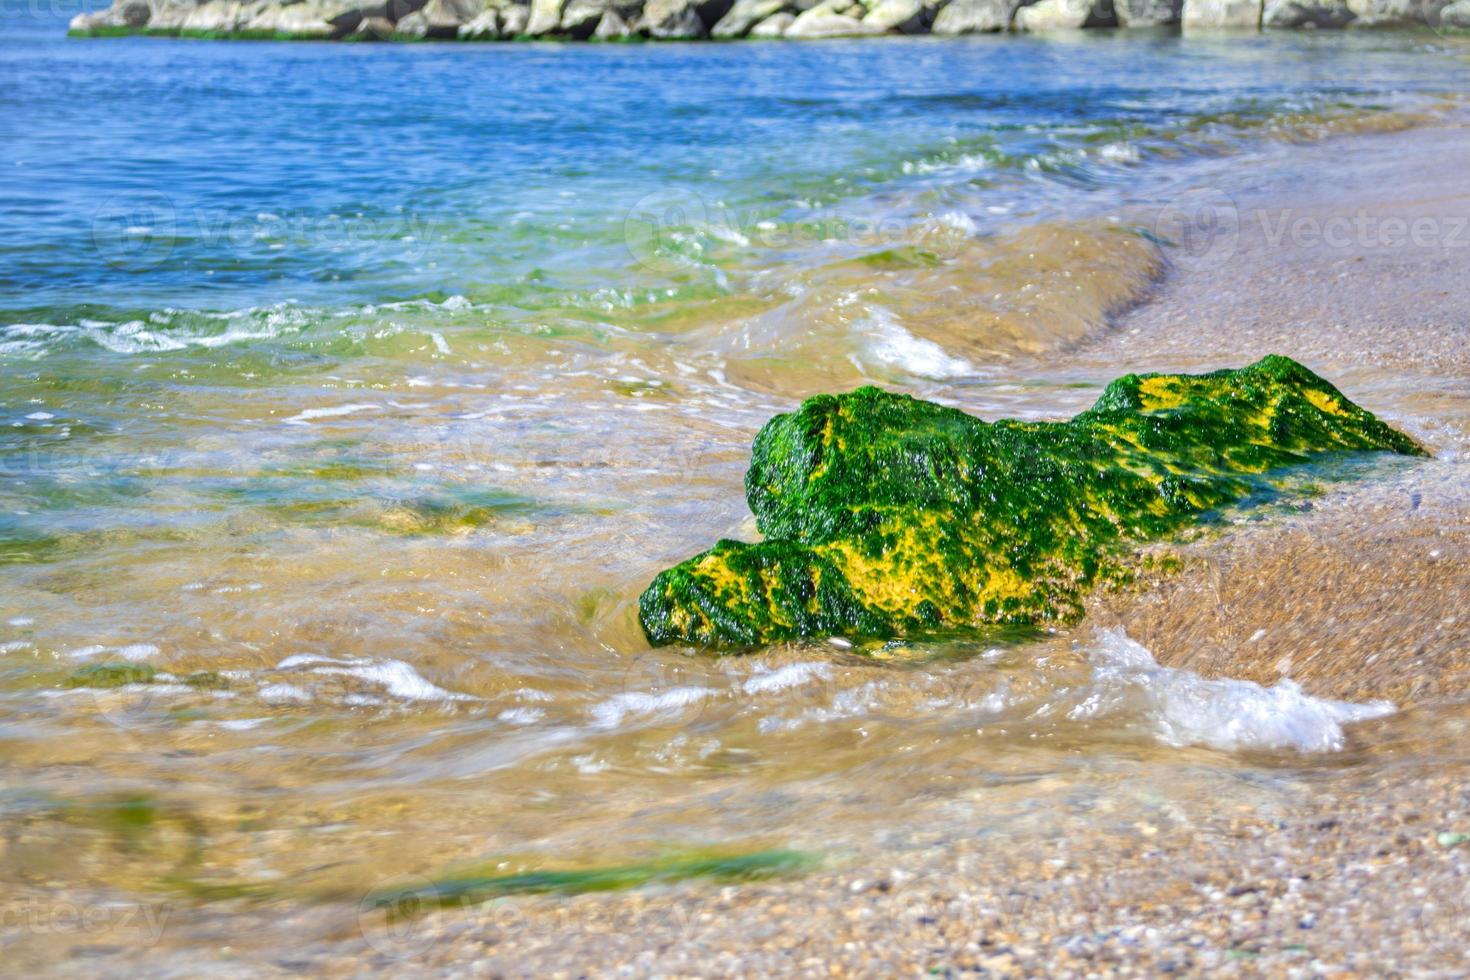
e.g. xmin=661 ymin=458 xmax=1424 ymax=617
xmin=849 ymin=246 xmax=945 ymax=270
xmin=179 ymin=670 xmax=231 ymax=690
xmin=63 ymin=663 xmax=231 ymax=691
xmin=640 ymin=356 xmax=1423 ymax=649
xmin=364 ymin=848 xmax=813 ymax=912
xmin=65 ymin=662 xmax=158 ymax=688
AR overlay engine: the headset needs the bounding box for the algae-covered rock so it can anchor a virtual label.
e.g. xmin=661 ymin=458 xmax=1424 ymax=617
xmin=640 ymin=356 xmax=1422 ymax=648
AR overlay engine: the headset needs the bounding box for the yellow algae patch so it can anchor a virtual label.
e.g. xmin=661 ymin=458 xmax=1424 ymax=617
xmin=819 ymin=538 xmax=924 ymax=614
xmin=1305 ymin=388 xmax=1348 ymax=417
xmin=1137 ymin=376 xmax=1188 ymax=412
xmin=695 ymin=549 xmax=747 ymax=596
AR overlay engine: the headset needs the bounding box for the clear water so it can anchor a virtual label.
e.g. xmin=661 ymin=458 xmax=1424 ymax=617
xmin=2 ymin=8 xmax=1469 ymax=952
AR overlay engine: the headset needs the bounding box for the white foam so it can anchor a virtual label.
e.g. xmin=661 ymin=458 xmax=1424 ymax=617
xmin=311 ymin=660 xmax=475 ymax=703
xmin=66 ymin=643 xmax=157 ymax=661
xmin=934 ymin=210 xmax=978 ymax=236
xmin=590 ymin=686 xmax=712 ymax=729
xmin=1068 ymin=629 xmax=1394 ymax=753
xmin=218 ymin=718 xmax=269 ymax=731
xmin=863 ymin=310 xmax=974 ymax=380
xmin=497 ymin=707 xmax=545 ymax=725
xmin=282 ymin=403 xmax=379 ymax=426
xmin=259 ymin=683 xmax=311 ymax=704
xmin=742 ymin=662 xmax=832 ymax=695
xmin=1097 ymin=142 xmax=1142 ymax=164
xmin=275 ymin=653 xmax=354 ymax=670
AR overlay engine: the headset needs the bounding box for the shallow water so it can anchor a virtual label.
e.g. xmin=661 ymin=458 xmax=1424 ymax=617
xmin=3 ymin=10 xmax=1470 ymax=947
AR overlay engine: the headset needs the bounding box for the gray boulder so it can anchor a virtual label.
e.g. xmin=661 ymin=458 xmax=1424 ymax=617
xmin=561 ymin=0 xmax=610 ymax=34
xmin=117 ymin=0 xmax=153 ymax=25
xmin=526 ymin=0 xmax=565 ymax=33
xmin=500 ymin=3 xmax=531 ymax=31
xmin=711 ymin=0 xmax=789 ymax=35
xmin=786 ymin=0 xmax=885 ymax=31
xmin=458 ymin=7 xmax=502 ymax=34
xmin=71 ymin=0 xmax=150 ymax=30
xmin=1014 ymin=0 xmax=1115 ymax=28
xmin=148 ymin=0 xmax=216 ymax=31
xmin=749 ymin=9 xmax=796 ymax=29
xmin=863 ymin=0 xmax=931 ymax=30
xmin=396 ymin=0 xmax=486 ymax=35
xmin=179 ymin=1 xmax=257 ymax=32
xmin=593 ymin=6 xmax=634 ymax=32
xmin=930 ymin=0 xmax=1016 ymax=31
xmin=785 ymin=9 xmax=882 ymax=30
xmin=1181 ymin=0 xmax=1260 ymax=25
xmin=243 ymin=0 xmax=346 ymax=35
xmin=1264 ymin=0 xmax=1354 ymax=24
xmin=68 ymin=11 xmax=107 ymax=31
xmin=349 ymin=14 xmax=397 ymax=35
xmin=1439 ymin=0 xmax=1470 ymax=23
xmin=1114 ymin=0 xmax=1181 ymax=23
xmin=640 ymin=0 xmax=704 ymax=33
xmin=1343 ymin=0 xmax=1417 ymax=25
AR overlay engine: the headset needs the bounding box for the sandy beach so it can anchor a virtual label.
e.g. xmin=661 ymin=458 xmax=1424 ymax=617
xmin=7 ymin=100 xmax=1466 ymax=979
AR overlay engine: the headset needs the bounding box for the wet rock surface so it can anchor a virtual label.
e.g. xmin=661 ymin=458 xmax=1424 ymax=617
xmin=640 ymin=356 xmax=1422 ymax=648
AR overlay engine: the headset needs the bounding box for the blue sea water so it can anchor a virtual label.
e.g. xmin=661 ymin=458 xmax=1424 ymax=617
xmin=1 ymin=10 xmax=1466 ymax=318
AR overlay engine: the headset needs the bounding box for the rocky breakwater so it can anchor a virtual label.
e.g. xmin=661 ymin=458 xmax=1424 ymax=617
xmin=639 ymin=356 xmax=1423 ymax=649
xmin=67 ymin=0 xmax=1470 ymax=38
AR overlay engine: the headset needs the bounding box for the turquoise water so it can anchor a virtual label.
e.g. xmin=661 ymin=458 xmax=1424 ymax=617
xmin=3 ymin=18 xmax=1466 ymax=319
xmin=1 ymin=11 xmax=1468 ymax=942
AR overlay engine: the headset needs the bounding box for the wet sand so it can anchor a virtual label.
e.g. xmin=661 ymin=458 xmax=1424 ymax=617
xmin=16 ymin=117 xmax=1470 ymax=978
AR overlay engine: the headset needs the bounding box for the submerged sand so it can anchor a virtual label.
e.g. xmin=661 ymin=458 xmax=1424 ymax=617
xmin=12 ymin=117 xmax=1470 ymax=979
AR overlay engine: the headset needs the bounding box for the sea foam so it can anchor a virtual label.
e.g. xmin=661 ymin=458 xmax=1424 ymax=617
xmin=862 ymin=309 xmax=974 ymax=380
xmin=1070 ymin=629 xmax=1395 ymax=753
